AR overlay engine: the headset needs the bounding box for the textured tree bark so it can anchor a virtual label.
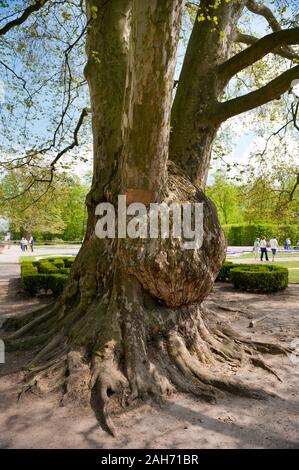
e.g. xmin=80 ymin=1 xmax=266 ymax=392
xmin=120 ymin=0 xmax=183 ymax=196
xmin=84 ymin=0 xmax=131 ymax=225
xmin=2 ymin=0 xmax=290 ymax=436
xmin=170 ymin=0 xmax=246 ymax=189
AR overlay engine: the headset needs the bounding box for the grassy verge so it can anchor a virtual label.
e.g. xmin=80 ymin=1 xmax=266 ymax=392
xmin=289 ymin=270 xmax=299 ymax=283
xmin=20 ymin=254 xmax=75 ymax=263
xmin=227 ymin=252 xmax=299 ymax=260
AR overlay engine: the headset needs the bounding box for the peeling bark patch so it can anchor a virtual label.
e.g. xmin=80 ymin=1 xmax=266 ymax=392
xmin=125 ymin=189 xmax=157 ymax=206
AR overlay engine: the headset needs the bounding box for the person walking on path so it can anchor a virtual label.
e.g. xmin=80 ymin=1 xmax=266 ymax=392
xmin=29 ymin=236 xmax=34 ymax=252
xmin=253 ymin=238 xmax=260 ymax=260
xmin=260 ymin=237 xmax=269 ymax=261
xmin=20 ymin=237 xmax=25 ymax=252
xmin=269 ymin=237 xmax=279 ymax=262
xmin=23 ymin=238 xmax=28 ymax=252
xmin=285 ymin=238 xmax=291 ymax=250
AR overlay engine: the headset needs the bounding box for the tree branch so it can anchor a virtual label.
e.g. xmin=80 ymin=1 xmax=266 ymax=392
xmin=0 ymin=107 xmax=90 ymax=204
xmin=0 ymin=60 xmax=33 ymax=101
xmin=50 ymin=107 xmax=90 ymax=169
xmin=220 ymin=28 xmax=299 ymax=79
xmin=214 ymin=64 xmax=299 ymax=122
xmin=235 ymin=31 xmax=299 ymax=61
xmin=289 ymin=172 xmax=299 ymax=202
xmin=0 ymin=1 xmax=49 ymax=36
xmin=246 ymin=0 xmax=298 ymax=58
xmin=291 ymin=100 xmax=299 ymax=131
xmin=246 ymin=0 xmax=284 ymax=33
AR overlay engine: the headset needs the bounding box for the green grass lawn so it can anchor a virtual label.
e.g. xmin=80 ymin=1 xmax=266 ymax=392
xmin=274 ymin=261 xmax=299 ymax=268
xmin=288 ymin=270 xmax=299 ymax=283
xmin=20 ymin=254 xmax=74 ymax=263
xmin=227 ymin=252 xmax=299 ymax=260
xmin=273 ymin=261 xmax=299 ymax=283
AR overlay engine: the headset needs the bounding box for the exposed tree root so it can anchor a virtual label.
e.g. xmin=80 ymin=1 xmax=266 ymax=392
xmin=19 ymin=355 xmax=67 ymax=400
xmin=90 ymin=342 xmax=128 ymax=436
xmin=167 ymin=330 xmax=276 ymax=399
xmin=3 ymin=292 xmax=291 ymax=437
xmin=26 ymin=333 xmax=67 ymax=367
xmin=5 ymin=332 xmax=53 ymax=352
xmin=4 ymin=304 xmax=56 ymax=333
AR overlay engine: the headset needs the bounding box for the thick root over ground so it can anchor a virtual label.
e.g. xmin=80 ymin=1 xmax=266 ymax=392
xmin=2 ymin=278 xmax=290 ymax=437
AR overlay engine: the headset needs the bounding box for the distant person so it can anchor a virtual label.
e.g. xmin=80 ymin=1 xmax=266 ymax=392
xmin=29 ymin=236 xmax=35 ymax=252
xmin=23 ymin=238 xmax=28 ymax=252
xmin=260 ymin=237 xmax=269 ymax=261
xmin=253 ymin=238 xmax=260 ymax=260
xmin=294 ymin=240 xmax=299 ymax=250
xmin=285 ymin=238 xmax=291 ymax=250
xmin=20 ymin=237 xmax=26 ymax=252
xmin=269 ymin=237 xmax=278 ymax=262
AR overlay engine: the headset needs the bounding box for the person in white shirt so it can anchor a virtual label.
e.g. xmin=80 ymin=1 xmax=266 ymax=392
xmin=269 ymin=237 xmax=278 ymax=262
xmin=260 ymin=237 xmax=269 ymax=261
xmin=23 ymin=238 xmax=28 ymax=252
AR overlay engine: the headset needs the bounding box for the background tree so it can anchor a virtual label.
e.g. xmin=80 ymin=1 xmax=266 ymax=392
xmin=207 ymin=167 xmax=299 ymax=226
xmin=0 ymin=168 xmax=66 ymax=237
xmin=241 ymin=159 xmax=299 ymax=224
xmin=0 ymin=170 xmax=88 ymax=239
xmin=207 ymin=171 xmax=244 ymax=224
xmin=56 ymin=175 xmax=89 ymax=241
xmin=1 ymin=0 xmax=298 ymax=435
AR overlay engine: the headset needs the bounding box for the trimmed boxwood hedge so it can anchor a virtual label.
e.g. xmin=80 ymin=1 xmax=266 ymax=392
xmin=217 ymin=261 xmax=255 ymax=282
xmin=216 ymin=261 xmax=235 ymax=282
xmin=21 ymin=256 xmax=75 ymax=296
xmin=33 ymin=260 xmax=60 ymax=274
xmin=217 ymin=261 xmax=288 ymax=292
xmin=230 ymin=264 xmax=288 ymax=292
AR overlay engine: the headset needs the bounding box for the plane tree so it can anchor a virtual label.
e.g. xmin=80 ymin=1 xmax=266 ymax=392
xmin=1 ymin=0 xmax=298 ymax=435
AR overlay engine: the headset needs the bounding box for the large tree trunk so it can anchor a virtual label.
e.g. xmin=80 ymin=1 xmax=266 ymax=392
xmin=2 ymin=0 xmax=288 ymax=436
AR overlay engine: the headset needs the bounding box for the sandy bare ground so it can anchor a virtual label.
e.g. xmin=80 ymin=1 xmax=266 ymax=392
xmin=0 ymin=249 xmax=298 ymax=448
